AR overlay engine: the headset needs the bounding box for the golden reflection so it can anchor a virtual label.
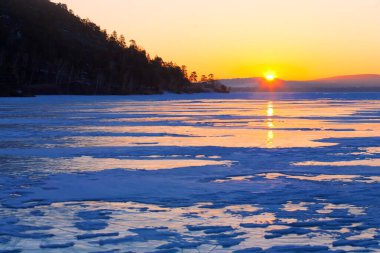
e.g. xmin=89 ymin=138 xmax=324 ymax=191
xmin=267 ymin=101 xmax=274 ymax=117
xmin=243 ymin=212 xmax=277 ymax=224
xmin=266 ymin=101 xmax=275 ymax=148
xmin=294 ymin=159 xmax=380 ymax=167
xmin=258 ymin=172 xmax=380 ymax=184
xmin=68 ymin=99 xmax=380 ymax=149
xmin=42 ymin=156 xmax=232 ymax=172
xmin=267 ymin=130 xmax=275 ymax=147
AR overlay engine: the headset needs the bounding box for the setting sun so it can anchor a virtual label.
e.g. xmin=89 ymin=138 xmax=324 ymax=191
xmin=2 ymin=1 xmax=380 ymax=252
xmin=264 ymin=71 xmax=277 ymax=82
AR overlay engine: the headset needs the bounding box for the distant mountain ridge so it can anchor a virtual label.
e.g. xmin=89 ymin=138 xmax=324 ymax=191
xmin=316 ymin=74 xmax=380 ymax=82
xmin=220 ymin=74 xmax=380 ymax=92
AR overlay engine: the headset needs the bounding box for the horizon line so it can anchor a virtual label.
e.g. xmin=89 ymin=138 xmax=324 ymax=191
xmin=218 ymin=73 xmax=380 ymax=82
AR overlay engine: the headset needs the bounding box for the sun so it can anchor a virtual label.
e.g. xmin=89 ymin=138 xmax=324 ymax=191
xmin=264 ymin=71 xmax=277 ymax=82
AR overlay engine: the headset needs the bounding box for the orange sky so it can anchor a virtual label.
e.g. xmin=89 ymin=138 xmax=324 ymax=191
xmin=52 ymin=0 xmax=380 ymax=80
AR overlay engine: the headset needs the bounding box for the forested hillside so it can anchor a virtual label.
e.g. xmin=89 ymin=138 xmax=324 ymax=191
xmin=0 ymin=0 xmax=195 ymax=96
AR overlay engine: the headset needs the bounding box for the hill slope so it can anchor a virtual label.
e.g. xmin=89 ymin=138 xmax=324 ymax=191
xmin=314 ymin=74 xmax=380 ymax=84
xmin=220 ymin=75 xmax=380 ymax=92
xmin=0 ymin=0 xmax=191 ymax=96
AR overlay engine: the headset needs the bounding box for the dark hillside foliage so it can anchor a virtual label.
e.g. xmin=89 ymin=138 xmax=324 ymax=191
xmin=0 ymin=0 xmax=192 ymax=96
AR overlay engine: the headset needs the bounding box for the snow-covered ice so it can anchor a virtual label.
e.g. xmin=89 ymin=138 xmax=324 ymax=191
xmin=0 ymin=92 xmax=379 ymax=252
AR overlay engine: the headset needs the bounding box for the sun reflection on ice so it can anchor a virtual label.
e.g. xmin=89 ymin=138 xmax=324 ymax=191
xmin=266 ymin=101 xmax=275 ymax=148
xmin=267 ymin=101 xmax=274 ymax=117
xmin=267 ymin=130 xmax=275 ymax=148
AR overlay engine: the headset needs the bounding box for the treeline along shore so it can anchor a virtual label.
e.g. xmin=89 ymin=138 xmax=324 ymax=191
xmin=0 ymin=0 xmax=228 ymax=97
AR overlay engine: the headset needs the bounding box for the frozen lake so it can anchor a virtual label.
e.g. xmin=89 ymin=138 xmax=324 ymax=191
xmin=0 ymin=93 xmax=379 ymax=252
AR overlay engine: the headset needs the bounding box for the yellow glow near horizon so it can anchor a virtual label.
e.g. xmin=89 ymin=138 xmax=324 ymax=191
xmin=51 ymin=0 xmax=380 ymax=80
xmin=264 ymin=71 xmax=277 ymax=81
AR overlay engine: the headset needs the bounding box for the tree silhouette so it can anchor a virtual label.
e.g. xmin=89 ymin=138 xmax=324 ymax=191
xmin=129 ymin=40 xmax=137 ymax=48
xmin=0 ymin=0 xmax=231 ymax=96
xmin=0 ymin=0 xmax=193 ymax=96
xmin=208 ymin=74 xmax=215 ymax=84
xmin=110 ymin=31 xmax=118 ymax=42
xmin=181 ymin=65 xmax=188 ymax=79
xmin=200 ymin=75 xmax=208 ymax=83
xmin=118 ymin=35 xmax=127 ymax=48
xmin=189 ymin=71 xmax=198 ymax=83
